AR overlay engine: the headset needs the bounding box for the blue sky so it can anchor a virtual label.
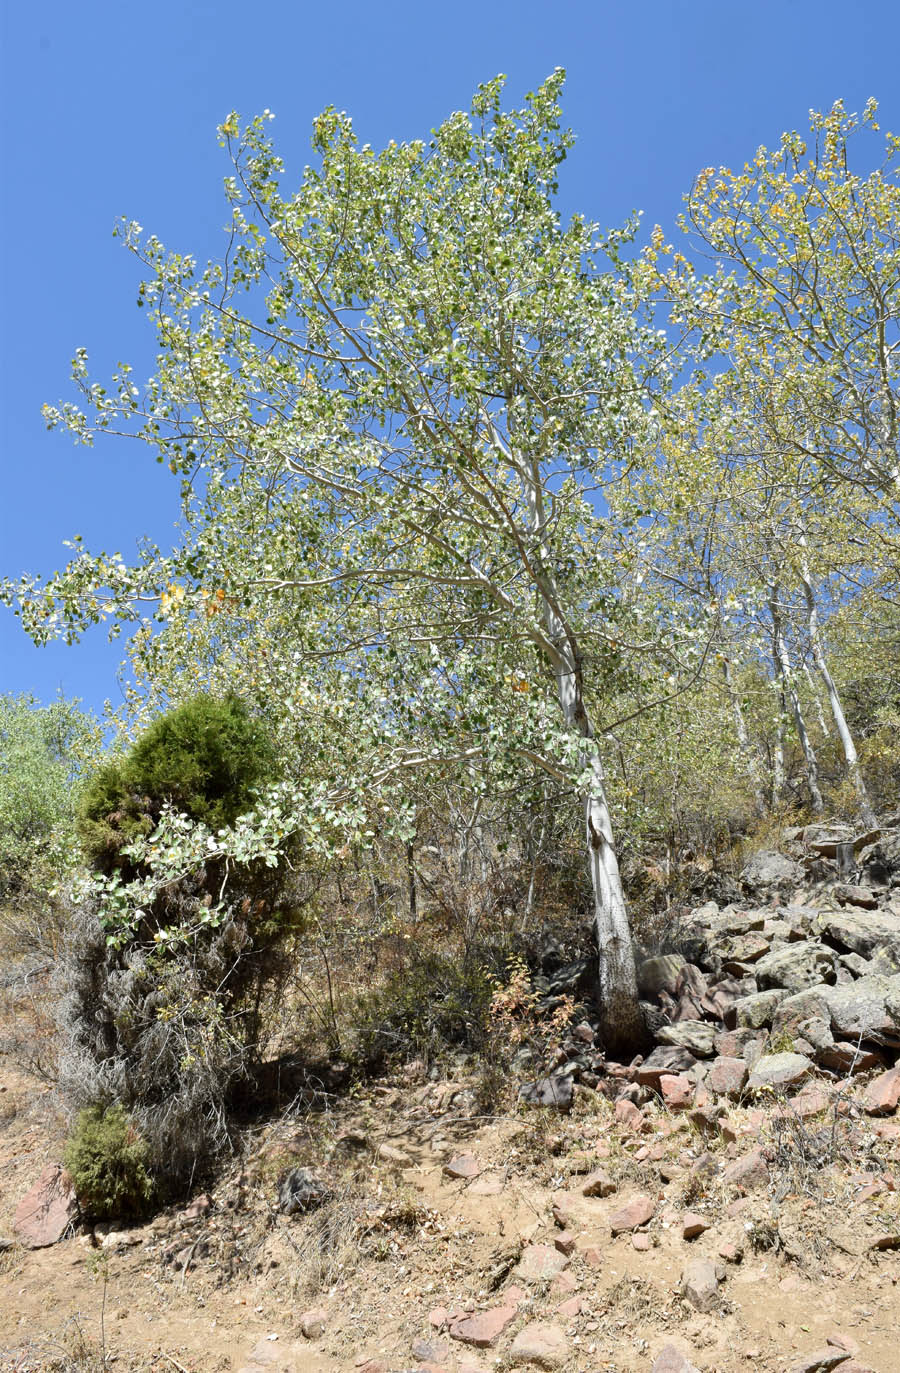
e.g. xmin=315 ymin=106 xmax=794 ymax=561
xmin=2 ymin=0 xmax=898 ymax=717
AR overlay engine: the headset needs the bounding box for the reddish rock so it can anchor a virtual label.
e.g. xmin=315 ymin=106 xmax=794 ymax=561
xmin=789 ymin=1350 xmax=852 ymax=1373
xmin=508 ymin=1321 xmax=569 ymax=1369
xmin=790 ymin=1087 xmax=832 ymax=1118
xmin=651 ymin=1346 xmax=701 ymax=1373
xmin=582 ymin=1245 xmax=603 ymax=1268
xmin=449 ymin=1306 xmax=517 ymax=1348
xmin=826 ymin=1333 xmax=860 ymax=1357
xmin=717 ymin=1241 xmax=742 ymax=1263
xmin=550 ymin=1269 xmax=576 ymax=1295
xmin=681 ymin=1211 xmax=709 ymax=1240
xmin=504 ymin=1285 xmax=526 ymax=1305
xmin=614 ymin=1098 xmax=645 ymax=1131
xmin=581 ymin=1168 xmax=616 ymax=1198
xmin=609 ymin=1193 xmax=655 ymax=1234
xmin=631 ymin=1232 xmax=651 ymax=1251
xmin=553 ymin=1230 xmax=576 ymax=1256
xmin=707 ymin=1055 xmax=748 ymax=1098
xmin=514 ymin=1243 xmax=569 ymax=1282
xmin=443 ymin=1152 xmax=481 ymax=1180
xmin=299 ymin=1308 xmax=328 ymax=1340
xmin=722 ymin=1148 xmax=768 ymax=1192
xmin=862 ymin=1066 xmax=900 ymax=1115
xmin=660 ymin=1074 xmax=693 ymax=1109
xmin=556 ymin=1296 xmax=582 ymax=1318
xmin=551 ymin=1202 xmax=570 ymax=1229
xmin=681 ymin=1258 xmax=722 ymax=1312
xmin=429 ymin=1307 xmax=448 ymax=1329
xmin=13 ymin=1165 xmax=78 ymax=1249
xmin=183 ymin=1192 xmax=212 ymax=1219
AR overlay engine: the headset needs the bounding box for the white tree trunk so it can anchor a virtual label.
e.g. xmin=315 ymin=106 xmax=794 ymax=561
xmin=770 ymin=587 xmax=824 ymax=814
xmin=798 ymin=560 xmax=875 ymax=824
xmin=722 ymin=655 xmax=766 ymax=814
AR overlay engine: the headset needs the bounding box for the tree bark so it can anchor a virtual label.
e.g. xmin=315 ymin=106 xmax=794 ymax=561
xmin=798 ymin=559 xmax=876 ymax=825
xmin=770 ymin=586 xmax=824 ymax=814
xmin=721 ymin=654 xmax=766 ymax=815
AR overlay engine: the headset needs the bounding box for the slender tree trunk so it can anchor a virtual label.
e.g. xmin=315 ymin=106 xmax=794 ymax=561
xmin=525 ymin=465 xmax=643 ymax=1052
xmin=798 ymin=560 xmax=875 ymax=825
xmin=803 ymin=662 xmax=831 ymax=738
xmin=770 ymin=586 xmax=824 ymax=814
xmin=721 ymin=654 xmax=766 ymax=815
xmin=772 ymin=692 xmax=786 ymax=810
xmin=553 ymin=642 xmax=643 ymax=1051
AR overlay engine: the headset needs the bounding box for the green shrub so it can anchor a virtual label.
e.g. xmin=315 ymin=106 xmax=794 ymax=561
xmin=63 ymin=1105 xmax=154 ymax=1220
xmin=78 ymin=693 xmax=277 ymax=875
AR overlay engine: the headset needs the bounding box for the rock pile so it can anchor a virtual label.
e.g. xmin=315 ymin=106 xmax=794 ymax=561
xmin=521 ymin=819 xmax=900 ymax=1111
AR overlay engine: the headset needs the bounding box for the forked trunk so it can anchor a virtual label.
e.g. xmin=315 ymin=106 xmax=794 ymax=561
xmin=770 ymin=587 xmax=824 ymax=815
xmin=798 ymin=559 xmax=875 ymax=826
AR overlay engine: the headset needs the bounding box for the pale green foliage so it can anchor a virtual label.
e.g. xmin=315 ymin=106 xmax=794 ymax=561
xmin=0 ymin=694 xmax=101 ymax=954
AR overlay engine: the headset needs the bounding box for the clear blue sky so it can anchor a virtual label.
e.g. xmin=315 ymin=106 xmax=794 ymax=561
xmin=2 ymin=0 xmax=898 ymax=717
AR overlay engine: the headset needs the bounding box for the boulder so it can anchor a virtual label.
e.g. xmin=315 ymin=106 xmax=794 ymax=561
xmin=741 ymin=851 xmax=802 ymax=894
xmin=13 ymin=1165 xmax=78 ymax=1248
xmin=754 ymin=942 xmax=836 ymax=993
xmin=655 ymin=1020 xmax=717 ymax=1058
xmin=635 ymin=1045 xmax=698 ymax=1087
xmin=747 ymin=1052 xmax=812 ymax=1091
xmin=823 ymin=974 xmax=900 ymax=1045
xmin=638 ymin=954 xmax=686 ymax=997
xmin=518 ymin=1075 xmax=574 ymax=1111
xmin=508 ymin=1322 xmax=569 ymax=1369
xmin=707 ymin=1056 xmax=748 ymax=1098
xmin=733 ymin=989 xmax=788 ymax=1029
xmin=819 ymin=909 xmax=900 ymax=961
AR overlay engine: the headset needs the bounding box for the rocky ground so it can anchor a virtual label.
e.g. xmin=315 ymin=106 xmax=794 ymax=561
xmin=1 ymin=820 xmax=899 ymax=1373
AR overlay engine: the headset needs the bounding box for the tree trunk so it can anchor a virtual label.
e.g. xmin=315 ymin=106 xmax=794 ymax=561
xmin=770 ymin=587 xmax=824 ymax=814
xmin=721 ymin=654 xmax=766 ymax=815
xmin=798 ymin=560 xmax=876 ymax=825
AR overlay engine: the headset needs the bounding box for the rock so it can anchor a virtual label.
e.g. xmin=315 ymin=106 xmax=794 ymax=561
xmin=581 ymin=1168 xmax=616 ymax=1198
xmin=635 ymin=1045 xmax=698 ymax=1087
xmin=707 ymin=1056 xmax=748 ymax=1098
xmin=789 ymin=1351 xmax=852 ymax=1373
xmin=449 ymin=1306 xmax=517 ymax=1348
xmin=660 ymin=1074 xmax=693 ymax=1109
xmin=183 ymin=1192 xmax=212 ymax=1220
xmin=681 ymin=1258 xmax=722 ymax=1312
xmin=741 ymin=850 xmax=802 ymax=893
xmin=553 ymin=1231 xmax=576 ymax=1256
xmin=835 ymin=884 xmax=879 ymax=910
xmin=754 ymin=942 xmax=836 ymax=993
xmin=508 ymin=1322 xmax=569 ymax=1369
xmin=277 ymin=1168 xmax=329 ymax=1214
xmin=747 ymin=1052 xmax=812 ymax=1091
xmin=823 ymin=974 xmax=900 ymax=1044
xmin=609 ymin=1194 xmax=655 ymax=1234
xmin=443 ymin=1153 xmax=481 ymax=1180
xmin=376 ymin=1142 xmax=411 ymax=1166
xmin=299 ymin=1308 xmax=328 ymax=1339
xmin=722 ymin=1148 xmax=768 ymax=1192
xmin=772 ymin=987 xmax=833 ymax=1036
xmin=518 ymin=1076 xmax=574 ymax=1111
xmin=714 ymin=1027 xmax=764 ymax=1056
xmin=556 ymin=1295 xmax=582 ymax=1318
xmin=13 ymin=1165 xmax=78 ymax=1248
xmin=651 ymin=1346 xmax=701 ymax=1373
xmin=429 ymin=1307 xmax=448 ymax=1329
xmin=638 ymin=954 xmax=687 ymax=997
xmin=820 ymin=908 xmax=900 ymax=960
xmin=513 ymin=1244 xmax=569 ymax=1282
xmin=862 ymin=1066 xmax=900 ymax=1114
xmin=632 ymin=1231 xmax=651 ymax=1250
xmin=412 ymin=1338 xmax=450 ymax=1364
xmin=655 ymin=1020 xmax=717 ymax=1058
xmin=614 ymin=1098 xmax=646 ymax=1130
xmin=718 ymin=932 xmax=771 ymax=968
xmin=681 ymin=1211 xmax=709 ymax=1240
xmin=734 ymin=989 xmax=788 ymax=1029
